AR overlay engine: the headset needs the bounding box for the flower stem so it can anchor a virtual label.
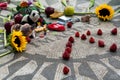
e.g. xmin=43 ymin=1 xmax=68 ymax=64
xmin=5 ymin=43 xmax=10 ymax=48
xmin=115 ymin=9 xmax=120 ymax=15
xmin=0 ymin=50 xmax=12 ymax=57
xmin=4 ymin=30 xmax=7 ymax=47
xmin=7 ymin=7 xmax=17 ymax=12
xmin=0 ymin=29 xmax=4 ymax=33
xmin=74 ymin=12 xmax=95 ymax=15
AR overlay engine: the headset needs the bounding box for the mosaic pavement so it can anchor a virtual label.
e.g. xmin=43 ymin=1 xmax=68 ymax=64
xmin=0 ymin=0 xmax=120 ymax=80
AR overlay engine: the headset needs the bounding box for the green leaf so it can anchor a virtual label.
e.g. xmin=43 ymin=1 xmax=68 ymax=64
xmin=33 ymin=1 xmax=45 ymax=11
xmin=87 ymin=0 xmax=95 ymax=12
xmin=89 ymin=0 xmax=95 ymax=9
xmin=61 ymin=0 xmax=68 ymax=7
xmin=0 ymin=15 xmax=11 ymax=23
xmin=0 ymin=29 xmax=4 ymax=33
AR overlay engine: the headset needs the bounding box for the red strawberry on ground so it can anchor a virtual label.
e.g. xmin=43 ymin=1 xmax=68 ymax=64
xmin=26 ymin=36 xmax=31 ymax=43
xmin=62 ymin=51 xmax=70 ymax=60
xmin=89 ymin=37 xmax=95 ymax=43
xmin=65 ymin=47 xmax=72 ymax=54
xmin=110 ymin=43 xmax=117 ymax=52
xmin=97 ymin=29 xmax=103 ymax=35
xmin=86 ymin=30 xmax=91 ymax=36
xmin=81 ymin=34 xmax=87 ymax=40
xmin=75 ymin=31 xmax=80 ymax=37
xmin=111 ymin=28 xmax=117 ymax=35
xmin=63 ymin=66 xmax=69 ymax=75
xmin=66 ymin=41 xmax=72 ymax=48
xmin=98 ymin=40 xmax=105 ymax=47
xmin=68 ymin=36 xmax=74 ymax=43
xmin=67 ymin=22 xmax=73 ymax=28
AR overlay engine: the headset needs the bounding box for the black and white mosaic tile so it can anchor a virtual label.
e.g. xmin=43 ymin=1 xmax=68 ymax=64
xmin=0 ymin=0 xmax=120 ymax=80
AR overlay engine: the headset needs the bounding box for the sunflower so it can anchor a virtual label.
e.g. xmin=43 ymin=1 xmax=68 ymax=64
xmin=95 ymin=4 xmax=114 ymax=21
xmin=10 ymin=30 xmax=27 ymax=52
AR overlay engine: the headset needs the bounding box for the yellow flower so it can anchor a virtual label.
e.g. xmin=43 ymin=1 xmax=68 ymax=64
xmin=10 ymin=30 xmax=27 ymax=52
xmin=95 ymin=4 xmax=114 ymax=21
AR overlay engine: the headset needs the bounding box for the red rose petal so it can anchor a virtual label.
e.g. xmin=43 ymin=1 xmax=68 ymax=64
xmin=66 ymin=41 xmax=72 ymax=48
xmin=110 ymin=43 xmax=117 ymax=52
xmin=67 ymin=22 xmax=73 ymax=28
xmin=75 ymin=31 xmax=80 ymax=37
xmin=98 ymin=40 xmax=105 ymax=47
xmin=65 ymin=47 xmax=72 ymax=54
xmin=81 ymin=34 xmax=87 ymax=40
xmin=68 ymin=36 xmax=74 ymax=43
xmin=89 ymin=37 xmax=95 ymax=43
xmin=26 ymin=36 xmax=31 ymax=43
xmin=111 ymin=28 xmax=117 ymax=35
xmin=97 ymin=29 xmax=102 ymax=35
xmin=86 ymin=30 xmax=91 ymax=36
xmin=62 ymin=51 xmax=70 ymax=60
xmin=63 ymin=66 xmax=69 ymax=75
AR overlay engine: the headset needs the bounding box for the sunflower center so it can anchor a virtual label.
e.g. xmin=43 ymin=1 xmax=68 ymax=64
xmin=14 ymin=36 xmax=21 ymax=47
xmin=99 ymin=8 xmax=110 ymax=16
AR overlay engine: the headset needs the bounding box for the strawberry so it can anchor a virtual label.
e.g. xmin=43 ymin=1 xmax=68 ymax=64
xmin=98 ymin=40 xmax=105 ymax=47
xmin=86 ymin=30 xmax=91 ymax=36
xmin=75 ymin=31 xmax=80 ymax=37
xmin=63 ymin=66 xmax=69 ymax=75
xmin=109 ymin=43 xmax=117 ymax=52
xmin=65 ymin=47 xmax=72 ymax=54
xmin=97 ymin=29 xmax=102 ymax=35
xmin=111 ymin=28 xmax=117 ymax=35
xmin=81 ymin=34 xmax=87 ymax=40
xmin=66 ymin=41 xmax=72 ymax=48
xmin=62 ymin=51 xmax=70 ymax=60
xmin=89 ymin=37 xmax=95 ymax=43
xmin=68 ymin=36 xmax=74 ymax=43
xmin=26 ymin=36 xmax=31 ymax=43
xmin=67 ymin=22 xmax=73 ymax=28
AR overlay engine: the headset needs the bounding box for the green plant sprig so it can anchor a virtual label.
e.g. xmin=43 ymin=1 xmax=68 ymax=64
xmin=0 ymin=50 xmax=12 ymax=57
xmin=89 ymin=0 xmax=95 ymax=9
xmin=0 ymin=29 xmax=13 ymax=57
xmin=4 ymin=30 xmax=7 ymax=47
xmin=87 ymin=0 xmax=95 ymax=12
xmin=0 ymin=15 xmax=12 ymax=23
xmin=115 ymin=8 xmax=120 ymax=15
xmin=61 ymin=0 xmax=68 ymax=7
xmin=33 ymin=0 xmax=45 ymax=10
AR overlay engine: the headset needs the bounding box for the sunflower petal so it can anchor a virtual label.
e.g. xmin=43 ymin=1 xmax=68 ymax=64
xmin=9 ymin=31 xmax=27 ymax=52
xmin=95 ymin=4 xmax=114 ymax=21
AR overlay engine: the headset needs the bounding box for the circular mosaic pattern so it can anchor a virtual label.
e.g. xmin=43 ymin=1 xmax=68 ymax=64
xmin=0 ymin=0 xmax=120 ymax=80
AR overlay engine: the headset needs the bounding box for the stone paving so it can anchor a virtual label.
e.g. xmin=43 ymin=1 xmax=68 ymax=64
xmin=0 ymin=0 xmax=120 ymax=80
